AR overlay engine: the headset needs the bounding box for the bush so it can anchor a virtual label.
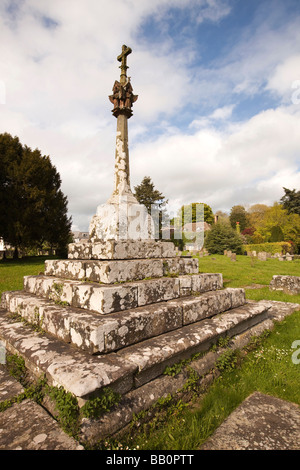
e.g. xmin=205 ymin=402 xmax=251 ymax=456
xmin=204 ymin=222 xmax=243 ymax=254
xmin=243 ymin=242 xmax=293 ymax=255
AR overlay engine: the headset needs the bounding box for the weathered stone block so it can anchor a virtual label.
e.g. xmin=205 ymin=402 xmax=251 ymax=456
xmin=163 ymin=257 xmax=199 ymax=276
xmin=85 ymin=259 xmax=163 ymax=284
xmin=68 ymin=242 xmax=92 ymax=260
xmin=178 ymin=276 xmax=192 ymax=296
xmin=44 ymin=260 xmax=86 ymax=280
xmin=228 ymin=287 xmax=246 ymax=308
xmin=182 ymin=288 xmax=245 ymax=325
xmin=104 ymin=302 xmax=182 ymax=352
xmin=191 ymin=273 xmax=223 ymax=292
xmin=136 ymin=278 xmax=180 ymax=306
xmin=24 ymin=276 xmax=81 ymax=305
xmin=72 ymin=283 xmax=138 ymax=314
xmin=0 ymin=313 xmax=137 ymax=399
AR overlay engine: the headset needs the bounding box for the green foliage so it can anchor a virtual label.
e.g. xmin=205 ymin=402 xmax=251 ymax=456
xmin=269 ymin=225 xmax=284 ymax=242
xmin=243 ymin=241 xmax=292 ymax=255
xmin=280 ymin=187 xmax=300 ymax=216
xmin=6 ymin=354 xmax=27 ymax=384
xmin=81 ymin=388 xmax=121 ymax=419
xmin=164 ymin=360 xmax=188 ymax=377
xmin=246 ymin=203 xmax=300 ymax=252
xmin=215 ymin=349 xmax=240 ymax=372
xmin=204 ymin=222 xmax=243 ymax=254
xmin=47 ymin=385 xmax=79 ymax=435
xmin=229 ymin=205 xmax=248 ymax=231
xmin=179 ymin=202 xmax=214 ymax=225
xmin=134 ymin=176 xmax=167 ymax=214
xmin=0 ymin=133 xmax=72 ymax=256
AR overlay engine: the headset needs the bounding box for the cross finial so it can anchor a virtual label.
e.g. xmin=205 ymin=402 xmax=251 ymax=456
xmin=117 ymin=45 xmax=132 ymax=84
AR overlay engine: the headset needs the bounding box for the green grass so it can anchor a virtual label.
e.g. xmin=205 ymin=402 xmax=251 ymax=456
xmin=0 ymin=256 xmax=52 ymax=297
xmin=198 ymin=253 xmax=300 ymax=288
xmin=1 ymin=254 xmax=300 ymax=450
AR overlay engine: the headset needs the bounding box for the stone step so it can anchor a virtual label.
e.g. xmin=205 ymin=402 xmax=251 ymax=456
xmin=0 ymin=309 xmax=136 ymax=403
xmin=23 ymin=273 xmax=223 ymax=314
xmin=68 ymin=239 xmax=177 ymax=260
xmin=0 ymin=301 xmax=269 ymax=405
xmin=1 ymin=287 xmax=246 ymax=354
xmin=44 ymin=256 xmax=199 ymax=284
xmin=117 ymin=301 xmax=270 ymax=388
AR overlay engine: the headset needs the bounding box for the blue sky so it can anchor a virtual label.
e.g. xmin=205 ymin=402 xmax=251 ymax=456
xmin=1 ymin=0 xmax=300 ymax=231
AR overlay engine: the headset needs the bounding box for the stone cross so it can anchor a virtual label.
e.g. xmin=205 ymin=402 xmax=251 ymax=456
xmin=117 ymin=45 xmax=132 ymax=85
xmin=89 ymin=45 xmax=151 ymax=241
xmin=107 ymin=45 xmax=137 ymax=201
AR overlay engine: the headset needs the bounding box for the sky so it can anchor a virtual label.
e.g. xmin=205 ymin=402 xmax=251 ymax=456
xmin=1 ymin=0 xmax=300 ymax=232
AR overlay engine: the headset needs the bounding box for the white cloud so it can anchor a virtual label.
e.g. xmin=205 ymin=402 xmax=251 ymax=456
xmin=131 ymin=104 xmax=300 ymax=216
xmin=266 ymin=55 xmax=300 ymax=103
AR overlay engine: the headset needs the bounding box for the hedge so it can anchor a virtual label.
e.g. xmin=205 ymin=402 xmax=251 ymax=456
xmin=242 ymin=242 xmax=292 ymax=255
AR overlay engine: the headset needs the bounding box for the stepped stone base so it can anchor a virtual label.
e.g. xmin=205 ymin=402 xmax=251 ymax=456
xmin=1 ymin=287 xmax=245 ymax=354
xmin=44 ymin=257 xmax=199 ymax=283
xmin=1 ymin=238 xmax=297 ymax=444
xmin=0 ymin=301 xmax=268 ymax=402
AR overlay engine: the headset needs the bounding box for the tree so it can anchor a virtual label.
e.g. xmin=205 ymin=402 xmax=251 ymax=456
xmin=247 ymin=204 xmax=269 ymax=230
xmin=280 ymin=187 xmax=300 ymax=216
xmin=204 ymin=222 xmax=243 ymax=254
xmin=214 ymin=210 xmax=229 ymax=225
xmin=253 ymin=202 xmax=300 ymax=251
xmin=0 ymin=133 xmax=72 ymax=257
xmin=134 ymin=176 xmax=168 ymax=240
xmin=229 ymin=205 xmax=248 ymax=231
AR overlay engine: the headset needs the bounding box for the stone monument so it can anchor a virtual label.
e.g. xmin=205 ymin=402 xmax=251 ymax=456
xmin=89 ymin=45 xmax=152 ymax=242
xmin=0 ymin=46 xmax=280 ymax=447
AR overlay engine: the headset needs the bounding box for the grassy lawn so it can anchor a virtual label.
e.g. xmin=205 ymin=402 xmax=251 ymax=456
xmin=0 ymin=256 xmax=52 ymax=297
xmin=1 ymin=254 xmax=300 ymax=450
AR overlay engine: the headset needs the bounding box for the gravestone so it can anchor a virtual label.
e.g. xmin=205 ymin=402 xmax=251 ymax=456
xmin=258 ymin=252 xmax=267 ymax=261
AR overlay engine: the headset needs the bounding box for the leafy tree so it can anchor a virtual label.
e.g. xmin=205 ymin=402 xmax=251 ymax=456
xmin=247 ymin=204 xmax=269 ymax=231
xmin=214 ymin=210 xmax=229 ymax=225
xmin=134 ymin=176 xmax=168 ymax=240
xmin=253 ymin=202 xmax=300 ymax=252
xmin=179 ymin=202 xmax=214 ymax=226
xmin=229 ymin=205 xmax=248 ymax=231
xmin=0 ymin=133 xmax=72 ymax=257
xmin=270 ymin=225 xmax=284 ymax=242
xmin=280 ymin=187 xmax=300 ymax=216
xmin=204 ymin=222 xmax=243 ymax=254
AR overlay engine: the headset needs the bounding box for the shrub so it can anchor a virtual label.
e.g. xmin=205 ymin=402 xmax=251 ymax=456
xmin=204 ymin=222 xmax=243 ymax=254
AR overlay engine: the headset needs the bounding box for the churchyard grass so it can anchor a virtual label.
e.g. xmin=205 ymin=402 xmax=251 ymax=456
xmin=1 ymin=254 xmax=300 ymax=450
